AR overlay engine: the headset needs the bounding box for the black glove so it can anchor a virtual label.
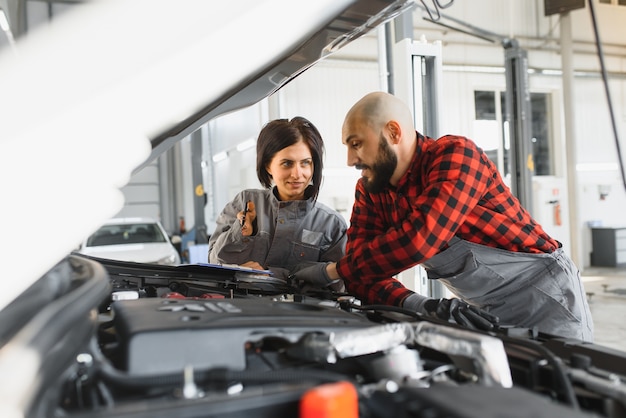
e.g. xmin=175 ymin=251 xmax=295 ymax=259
xmin=290 ymin=263 xmax=345 ymax=292
xmin=423 ymin=298 xmax=499 ymax=331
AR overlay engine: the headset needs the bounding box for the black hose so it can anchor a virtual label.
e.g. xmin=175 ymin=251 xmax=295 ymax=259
xmin=588 ymin=0 xmax=626 ymax=192
xmin=499 ymin=335 xmax=580 ymax=409
xmin=97 ymin=361 xmax=353 ymax=391
xmin=350 ymin=303 xmax=422 ymax=320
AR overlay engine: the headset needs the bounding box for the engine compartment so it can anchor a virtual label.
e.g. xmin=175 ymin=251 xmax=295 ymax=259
xmin=108 ymin=297 xmax=373 ymax=376
xmin=19 ymin=256 xmax=626 ymax=418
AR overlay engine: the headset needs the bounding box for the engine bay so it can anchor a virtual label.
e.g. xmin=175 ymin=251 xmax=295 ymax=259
xmin=16 ymin=255 xmax=626 ymax=418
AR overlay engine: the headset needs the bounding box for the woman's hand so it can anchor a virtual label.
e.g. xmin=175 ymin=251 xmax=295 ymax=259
xmin=237 ymin=201 xmax=257 ymax=236
xmin=240 ymin=260 xmax=265 ymax=271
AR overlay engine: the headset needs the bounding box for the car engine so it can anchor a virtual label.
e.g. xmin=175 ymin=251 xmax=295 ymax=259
xmin=5 ymin=255 xmax=626 ymax=418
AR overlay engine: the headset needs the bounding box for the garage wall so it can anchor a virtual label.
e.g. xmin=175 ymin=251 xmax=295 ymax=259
xmin=204 ymin=102 xmax=268 ymax=234
xmin=203 ymin=58 xmax=384 ymax=227
xmin=6 ymin=0 xmax=625 ymax=269
xmin=114 ymin=1 xmax=626 ymax=269
xmin=202 ymin=3 xmax=626 ymax=269
xmin=272 ymin=59 xmax=383 ymax=221
xmin=114 ymin=159 xmax=162 ymax=220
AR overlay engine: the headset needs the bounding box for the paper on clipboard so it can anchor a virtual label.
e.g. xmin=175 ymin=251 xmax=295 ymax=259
xmin=194 ymin=263 xmax=274 ymax=276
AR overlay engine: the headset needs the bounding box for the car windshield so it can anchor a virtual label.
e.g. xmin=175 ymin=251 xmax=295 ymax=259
xmin=86 ymin=223 xmax=166 ymax=246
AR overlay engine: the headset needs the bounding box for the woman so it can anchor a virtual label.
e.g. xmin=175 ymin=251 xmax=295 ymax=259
xmin=208 ymin=117 xmax=347 ymax=286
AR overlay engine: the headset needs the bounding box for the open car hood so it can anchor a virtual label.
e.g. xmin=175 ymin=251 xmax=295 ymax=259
xmin=0 ymin=0 xmax=413 ymax=310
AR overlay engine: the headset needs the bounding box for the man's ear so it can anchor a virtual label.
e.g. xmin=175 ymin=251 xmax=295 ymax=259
xmin=386 ymin=120 xmax=402 ymax=144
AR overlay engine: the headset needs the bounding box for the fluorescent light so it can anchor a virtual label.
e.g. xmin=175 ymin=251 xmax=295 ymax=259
xmin=0 ymin=9 xmax=9 ymax=32
xmin=236 ymin=138 xmax=256 ymax=152
xmin=0 ymin=8 xmax=15 ymax=46
xmin=443 ymin=64 xmax=505 ymax=74
xmin=541 ymin=69 xmax=562 ymax=76
xmin=212 ymin=151 xmax=228 ymax=162
xmin=576 ymin=162 xmax=619 ymax=172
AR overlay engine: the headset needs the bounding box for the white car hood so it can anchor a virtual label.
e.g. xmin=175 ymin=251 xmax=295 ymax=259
xmin=0 ymin=0 xmax=413 ymax=310
xmin=79 ymin=243 xmax=178 ymax=264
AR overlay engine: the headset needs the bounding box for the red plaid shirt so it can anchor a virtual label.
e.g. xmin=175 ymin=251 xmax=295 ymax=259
xmin=336 ymin=132 xmax=559 ymax=306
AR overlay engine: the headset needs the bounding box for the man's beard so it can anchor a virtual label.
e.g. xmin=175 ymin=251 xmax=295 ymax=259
xmin=360 ymin=135 xmax=397 ymax=193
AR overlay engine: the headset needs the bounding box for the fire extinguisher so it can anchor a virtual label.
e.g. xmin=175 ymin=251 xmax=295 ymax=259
xmin=553 ymin=201 xmax=562 ymax=226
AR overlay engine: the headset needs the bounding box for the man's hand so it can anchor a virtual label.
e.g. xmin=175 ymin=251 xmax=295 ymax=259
xmin=423 ymin=298 xmax=499 ymax=331
xmin=290 ymin=262 xmax=344 ymax=292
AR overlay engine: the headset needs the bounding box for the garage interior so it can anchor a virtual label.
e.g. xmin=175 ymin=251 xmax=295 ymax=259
xmin=1 ymin=0 xmax=626 ymax=351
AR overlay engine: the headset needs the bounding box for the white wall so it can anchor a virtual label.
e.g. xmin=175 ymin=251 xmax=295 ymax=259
xmin=115 ymin=160 xmax=162 ymax=220
xmin=273 ymin=59 xmax=383 ymax=220
xmin=201 ymin=58 xmax=384 ymax=225
xmin=574 ymin=73 xmax=626 ymax=266
xmin=201 ymin=0 xmax=626 ymax=269
xmin=204 ymin=102 xmax=267 ymax=234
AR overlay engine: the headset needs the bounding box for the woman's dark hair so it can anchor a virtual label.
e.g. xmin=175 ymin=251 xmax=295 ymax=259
xmin=256 ymin=116 xmax=325 ymax=201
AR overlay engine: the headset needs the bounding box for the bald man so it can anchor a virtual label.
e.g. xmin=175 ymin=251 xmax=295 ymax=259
xmin=294 ymin=91 xmax=594 ymax=341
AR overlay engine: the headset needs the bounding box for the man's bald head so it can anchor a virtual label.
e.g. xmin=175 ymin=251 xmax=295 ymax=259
xmin=342 ymin=92 xmax=418 ymax=188
xmin=344 ymin=91 xmax=415 ymax=138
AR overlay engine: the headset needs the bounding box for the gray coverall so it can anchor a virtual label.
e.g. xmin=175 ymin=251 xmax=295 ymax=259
xmin=421 ymin=237 xmax=594 ymax=342
xmin=209 ymin=187 xmax=347 ymax=279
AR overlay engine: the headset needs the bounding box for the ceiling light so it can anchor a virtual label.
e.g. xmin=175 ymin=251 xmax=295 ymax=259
xmin=236 ymin=138 xmax=256 ymax=152
xmin=212 ymin=151 xmax=228 ymax=163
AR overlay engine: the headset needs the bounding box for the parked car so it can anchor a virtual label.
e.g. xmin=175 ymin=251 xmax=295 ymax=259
xmin=76 ymin=217 xmax=181 ymax=265
xmin=1 ymin=1 xmax=625 ymax=418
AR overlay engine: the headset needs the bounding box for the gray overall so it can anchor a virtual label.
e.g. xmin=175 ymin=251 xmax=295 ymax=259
xmin=420 ymin=238 xmax=594 ymax=342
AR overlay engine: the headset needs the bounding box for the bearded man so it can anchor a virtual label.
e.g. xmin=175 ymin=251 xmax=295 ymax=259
xmin=294 ymin=91 xmax=593 ymax=342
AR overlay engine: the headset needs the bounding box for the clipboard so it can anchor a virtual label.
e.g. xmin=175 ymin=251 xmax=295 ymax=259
xmin=191 ymin=262 xmax=274 ymax=276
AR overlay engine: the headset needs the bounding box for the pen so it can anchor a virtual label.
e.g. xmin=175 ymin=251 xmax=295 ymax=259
xmin=240 ymin=202 xmax=248 ymax=229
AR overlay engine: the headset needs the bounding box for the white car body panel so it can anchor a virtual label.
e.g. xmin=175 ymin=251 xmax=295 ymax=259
xmin=77 ymin=217 xmax=181 ymax=265
xmin=0 ymin=0 xmax=376 ymax=310
xmin=79 ymin=243 xmax=179 ymax=265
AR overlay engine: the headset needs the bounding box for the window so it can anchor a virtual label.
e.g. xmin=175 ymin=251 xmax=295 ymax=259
xmin=599 ymin=0 xmax=626 ymax=5
xmin=528 ymin=93 xmax=553 ymax=176
xmin=87 ymin=223 xmax=167 ymax=246
xmin=473 ymin=91 xmax=501 ymax=171
xmin=473 ymin=90 xmax=554 ymax=177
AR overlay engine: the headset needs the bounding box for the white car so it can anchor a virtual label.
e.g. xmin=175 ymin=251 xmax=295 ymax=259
xmin=77 ymin=218 xmax=181 ymax=265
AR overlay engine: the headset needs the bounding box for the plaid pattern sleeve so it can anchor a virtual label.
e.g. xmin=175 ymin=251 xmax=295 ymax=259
xmin=336 ymin=133 xmax=560 ymax=307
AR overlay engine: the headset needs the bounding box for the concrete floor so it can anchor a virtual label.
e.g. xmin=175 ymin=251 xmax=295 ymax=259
xmin=581 ymin=266 xmax=626 ymax=351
